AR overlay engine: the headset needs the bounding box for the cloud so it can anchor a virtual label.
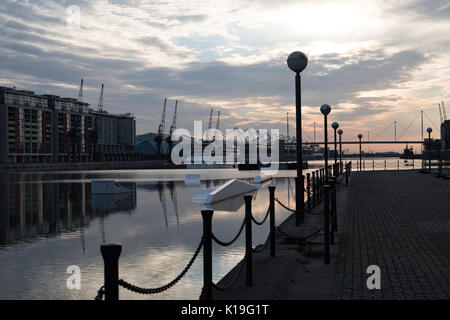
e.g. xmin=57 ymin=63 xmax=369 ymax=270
xmin=0 ymin=0 xmax=448 ymax=146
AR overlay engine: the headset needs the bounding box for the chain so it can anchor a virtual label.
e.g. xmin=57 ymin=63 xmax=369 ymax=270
xmin=118 ymin=238 xmax=203 ymax=295
xmin=212 ymin=257 xmax=246 ymax=291
xmin=276 ymin=226 xmax=323 ymax=242
xmin=275 ymin=197 xmax=295 ymax=212
xmin=94 ymin=286 xmax=105 ymax=300
xmin=251 ymin=206 xmax=270 ymax=225
xmin=212 ymin=216 xmax=247 ymax=247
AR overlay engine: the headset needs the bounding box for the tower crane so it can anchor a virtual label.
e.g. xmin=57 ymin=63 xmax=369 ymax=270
xmin=78 ymin=79 xmax=83 ymax=102
xmin=155 ymin=98 xmax=167 ymax=155
xmin=215 ymin=110 xmax=220 ymax=130
xmin=439 ymin=103 xmax=444 ymax=124
xmin=208 ymin=108 xmax=213 ymax=129
xmin=442 ymin=101 xmax=447 ymax=121
xmin=97 ymin=83 xmax=104 ymax=112
xmin=166 ymin=100 xmax=178 ymax=156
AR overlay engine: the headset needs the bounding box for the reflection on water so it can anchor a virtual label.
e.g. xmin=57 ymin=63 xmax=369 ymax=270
xmin=0 ymin=159 xmax=408 ymax=299
xmin=0 ymin=169 xmax=298 ymax=300
xmin=0 ymin=181 xmax=136 ymax=246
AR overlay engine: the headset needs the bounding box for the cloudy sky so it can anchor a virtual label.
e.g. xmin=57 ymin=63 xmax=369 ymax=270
xmin=1 ymin=0 xmax=449 ymax=152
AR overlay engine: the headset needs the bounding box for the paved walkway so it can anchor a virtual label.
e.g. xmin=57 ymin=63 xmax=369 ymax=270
xmin=333 ymin=171 xmax=450 ymax=299
xmin=213 ymin=171 xmax=450 ymax=300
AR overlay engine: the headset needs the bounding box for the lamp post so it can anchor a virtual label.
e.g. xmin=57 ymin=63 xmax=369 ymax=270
xmin=287 ymin=51 xmax=308 ymax=225
xmin=338 ymin=129 xmax=343 ymax=173
xmin=321 ymin=104 xmax=331 ymax=182
xmin=358 ymin=133 xmax=363 ymax=171
xmin=332 ymin=122 xmax=339 ymax=176
xmin=427 ymin=127 xmax=432 ymax=172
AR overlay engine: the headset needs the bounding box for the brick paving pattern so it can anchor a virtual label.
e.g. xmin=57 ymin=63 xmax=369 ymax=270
xmin=333 ymin=173 xmax=450 ymax=299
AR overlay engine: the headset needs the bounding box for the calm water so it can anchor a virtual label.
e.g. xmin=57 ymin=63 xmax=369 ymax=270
xmin=0 ymin=157 xmax=415 ymax=300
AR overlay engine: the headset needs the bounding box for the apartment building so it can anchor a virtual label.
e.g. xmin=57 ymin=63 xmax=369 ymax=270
xmin=0 ymin=86 xmax=136 ymax=164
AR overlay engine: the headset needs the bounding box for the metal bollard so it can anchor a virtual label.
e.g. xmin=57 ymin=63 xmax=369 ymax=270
xmin=373 ymin=159 xmax=375 ymax=171
xmin=398 ymin=159 xmax=400 ymax=171
xmin=269 ymin=186 xmax=276 ymax=257
xmin=312 ymin=171 xmax=316 ymax=206
xmin=201 ymin=209 xmax=214 ymax=300
xmin=244 ymin=195 xmax=253 ymax=286
xmin=345 ymin=163 xmax=349 ymax=187
xmin=363 ymin=160 xmax=365 ymax=171
xmin=307 ymin=173 xmax=311 ymax=211
xmin=101 ymin=243 xmax=122 ymax=301
xmin=331 ymin=179 xmax=337 ymax=232
xmin=323 ymin=185 xmax=330 ymax=265
xmin=385 ymin=160 xmax=386 ymax=171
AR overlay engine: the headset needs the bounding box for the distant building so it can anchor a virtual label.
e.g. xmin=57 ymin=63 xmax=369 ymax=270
xmin=0 ymin=86 xmax=136 ymax=164
xmin=441 ymin=120 xmax=450 ymax=150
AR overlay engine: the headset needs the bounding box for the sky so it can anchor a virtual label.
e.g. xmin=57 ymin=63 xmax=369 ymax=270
xmin=1 ymin=0 xmax=449 ymax=152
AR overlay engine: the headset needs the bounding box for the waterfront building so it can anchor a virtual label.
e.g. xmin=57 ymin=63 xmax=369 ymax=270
xmin=0 ymin=86 xmax=136 ymax=164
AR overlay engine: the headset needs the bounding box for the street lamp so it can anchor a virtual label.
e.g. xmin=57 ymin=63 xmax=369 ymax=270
xmin=332 ymin=122 xmax=339 ymax=176
xmin=321 ymin=104 xmax=331 ymax=181
xmin=287 ymin=51 xmax=308 ymax=225
xmin=427 ymin=127 xmax=432 ymax=172
xmin=338 ymin=129 xmax=343 ymax=173
xmin=358 ymin=133 xmax=363 ymax=171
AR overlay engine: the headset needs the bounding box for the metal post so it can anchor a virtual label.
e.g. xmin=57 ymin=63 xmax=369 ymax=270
xmin=269 ymin=186 xmax=276 ymax=257
xmin=385 ymin=160 xmax=386 ymax=171
xmin=323 ymin=111 xmax=329 ymax=182
xmin=345 ymin=163 xmax=349 ymax=187
xmin=329 ymin=178 xmax=335 ymax=245
xmin=244 ymin=195 xmax=253 ymax=286
xmin=201 ymin=209 xmax=213 ymax=300
xmin=100 ymin=243 xmax=122 ymax=301
xmin=323 ymin=185 xmax=330 ymax=264
xmin=307 ymin=173 xmax=311 ymax=211
xmin=398 ymin=159 xmax=400 ymax=171
xmin=295 ymin=72 xmax=304 ymax=228
xmin=295 ymin=175 xmax=304 ymax=225
xmin=312 ymin=171 xmax=316 ymax=206
xmin=331 ymin=178 xmax=337 ymax=232
xmin=373 ymin=159 xmax=375 ymax=171
xmin=428 ymin=131 xmax=431 ymax=172
xmin=363 ymin=160 xmax=365 ymax=171
xmin=358 ymin=135 xmax=362 ymax=171
xmin=338 ymin=131 xmax=343 ymax=174
xmin=334 ymin=128 xmax=337 ymax=175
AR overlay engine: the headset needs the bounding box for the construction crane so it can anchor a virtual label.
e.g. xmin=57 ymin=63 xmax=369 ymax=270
xmin=78 ymin=79 xmax=83 ymax=102
xmin=155 ymin=98 xmax=167 ymax=155
xmin=439 ymin=103 xmax=444 ymax=124
xmin=97 ymin=83 xmax=104 ymax=111
xmin=215 ymin=110 xmax=220 ymax=130
xmin=442 ymin=101 xmax=447 ymax=121
xmin=208 ymin=108 xmax=213 ymax=129
xmin=166 ymin=100 xmax=178 ymax=156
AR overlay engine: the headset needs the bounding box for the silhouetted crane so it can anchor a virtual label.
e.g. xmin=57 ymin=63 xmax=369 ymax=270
xmin=97 ymin=83 xmax=104 ymax=111
xmin=78 ymin=79 xmax=83 ymax=102
xmin=208 ymin=108 xmax=213 ymax=130
xmin=442 ymin=101 xmax=447 ymax=121
xmin=215 ymin=110 xmax=220 ymax=130
xmin=166 ymin=100 xmax=178 ymax=156
xmin=155 ymin=98 xmax=167 ymax=156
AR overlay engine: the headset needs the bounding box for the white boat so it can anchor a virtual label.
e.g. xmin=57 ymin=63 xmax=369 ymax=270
xmin=193 ymin=178 xmax=257 ymax=204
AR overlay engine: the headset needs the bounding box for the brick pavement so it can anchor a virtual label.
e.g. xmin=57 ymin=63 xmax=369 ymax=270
xmin=333 ymin=171 xmax=450 ymax=299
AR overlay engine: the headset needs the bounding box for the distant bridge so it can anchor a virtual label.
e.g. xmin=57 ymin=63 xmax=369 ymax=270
xmin=296 ymin=140 xmax=424 ymax=145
